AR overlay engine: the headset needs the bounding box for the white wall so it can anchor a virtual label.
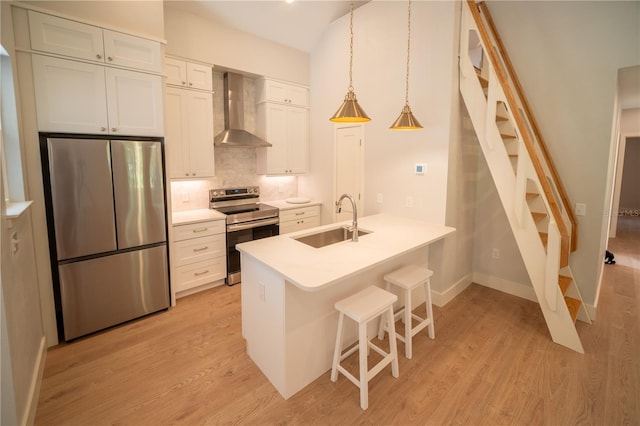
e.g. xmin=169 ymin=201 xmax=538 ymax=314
xmin=618 ymin=137 xmax=640 ymax=211
xmin=163 ymin=5 xmax=309 ymax=85
xmin=303 ymin=0 xmax=456 ymax=226
xmin=484 ymin=0 xmax=640 ymax=306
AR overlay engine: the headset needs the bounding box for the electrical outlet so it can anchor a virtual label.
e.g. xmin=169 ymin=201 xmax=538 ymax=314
xmin=376 ymin=193 xmax=383 ymax=204
xmin=259 ymin=281 xmax=265 ymax=301
xmin=575 ymin=203 xmax=586 ymax=216
xmin=406 ymin=196 xmax=414 ymax=208
xmin=492 ymin=248 xmax=500 ymax=259
xmin=181 ymin=192 xmax=189 ymax=203
xmin=278 ymin=183 xmax=284 ymax=193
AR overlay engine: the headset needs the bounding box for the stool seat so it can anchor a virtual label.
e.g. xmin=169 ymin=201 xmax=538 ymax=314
xmin=331 ymin=286 xmax=399 ymax=410
xmin=378 ymin=265 xmax=435 ymax=359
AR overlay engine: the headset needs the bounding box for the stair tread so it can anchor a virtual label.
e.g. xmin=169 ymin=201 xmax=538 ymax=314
xmin=475 ymin=69 xmax=489 ymax=88
xmin=531 ymin=212 xmax=547 ymax=222
xmin=500 ymin=132 xmax=517 ymax=139
xmin=526 ymin=192 xmax=540 ymax=200
xmin=496 ymin=114 xmax=509 ymax=122
xmin=539 ymin=232 xmax=548 ymax=247
xmin=564 ymin=296 xmax=581 ymax=323
xmin=559 ymin=275 xmax=572 ymax=294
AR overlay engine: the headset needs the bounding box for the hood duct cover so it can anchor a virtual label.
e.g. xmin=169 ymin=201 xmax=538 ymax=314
xmin=214 ymin=72 xmax=272 ymax=147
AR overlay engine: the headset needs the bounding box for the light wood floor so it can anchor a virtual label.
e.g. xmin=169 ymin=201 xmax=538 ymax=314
xmin=35 ymin=218 xmax=640 ymax=425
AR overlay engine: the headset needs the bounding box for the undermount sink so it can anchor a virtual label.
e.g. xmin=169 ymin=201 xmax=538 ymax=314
xmin=293 ymin=226 xmax=371 ymax=249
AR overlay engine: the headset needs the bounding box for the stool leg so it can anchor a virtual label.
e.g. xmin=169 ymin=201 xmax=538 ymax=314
xmin=404 ymin=287 xmax=413 ymax=359
xmin=425 ymin=279 xmax=435 ymax=339
xmin=387 ymin=306 xmax=399 ymax=378
xmin=358 ymin=321 xmax=369 ymax=410
xmin=377 ymin=282 xmax=391 ymax=340
xmin=331 ymin=312 xmax=345 ymax=382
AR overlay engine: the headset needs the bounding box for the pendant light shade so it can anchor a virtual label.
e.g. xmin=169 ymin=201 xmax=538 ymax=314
xmin=330 ymin=2 xmax=370 ymax=123
xmin=390 ymin=0 xmax=422 ymax=130
xmin=390 ymin=104 xmax=422 ymax=129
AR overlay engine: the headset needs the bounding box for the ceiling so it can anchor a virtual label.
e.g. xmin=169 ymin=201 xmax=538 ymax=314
xmin=164 ymin=0 xmax=369 ymax=53
xmin=164 ymin=1 xmax=639 ymax=110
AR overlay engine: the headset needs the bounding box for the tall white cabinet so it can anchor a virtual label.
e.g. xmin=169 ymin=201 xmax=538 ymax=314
xmin=164 ymin=57 xmax=215 ymax=179
xmin=28 ymin=10 xmax=164 ymax=137
xmin=256 ymin=78 xmax=309 ymax=175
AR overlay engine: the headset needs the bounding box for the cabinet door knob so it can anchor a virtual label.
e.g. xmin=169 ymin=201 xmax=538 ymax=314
xmin=111 ymin=127 xmax=117 ymax=132
xmin=101 ymin=127 xmax=107 ymax=132
xmin=182 ymin=81 xmax=187 ymax=85
xmin=96 ymin=54 xmax=102 ymax=59
xmin=189 ymin=82 xmax=193 ymax=86
xmin=192 ymin=173 xmax=196 ymax=176
xmin=185 ymin=173 xmax=190 ymax=177
xmin=107 ymin=56 xmax=113 ymax=61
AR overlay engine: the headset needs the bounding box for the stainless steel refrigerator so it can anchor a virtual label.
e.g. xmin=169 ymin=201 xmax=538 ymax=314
xmin=41 ymin=136 xmax=170 ymax=341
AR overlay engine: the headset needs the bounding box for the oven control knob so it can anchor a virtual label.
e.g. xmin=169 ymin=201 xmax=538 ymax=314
xmin=212 ymin=191 xmax=218 ymax=196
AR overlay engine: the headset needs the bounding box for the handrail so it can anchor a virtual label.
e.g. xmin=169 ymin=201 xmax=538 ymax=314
xmin=477 ymin=1 xmax=578 ymax=251
xmin=465 ymin=0 xmax=571 ymax=264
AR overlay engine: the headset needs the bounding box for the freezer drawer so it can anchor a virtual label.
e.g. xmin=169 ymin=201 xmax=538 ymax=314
xmin=58 ymin=245 xmax=169 ymax=340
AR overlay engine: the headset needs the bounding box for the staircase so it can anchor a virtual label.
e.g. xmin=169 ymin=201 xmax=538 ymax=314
xmin=459 ymin=0 xmax=591 ymax=353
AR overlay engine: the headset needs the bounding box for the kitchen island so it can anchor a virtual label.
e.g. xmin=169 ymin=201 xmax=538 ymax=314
xmin=237 ymin=214 xmax=454 ymax=399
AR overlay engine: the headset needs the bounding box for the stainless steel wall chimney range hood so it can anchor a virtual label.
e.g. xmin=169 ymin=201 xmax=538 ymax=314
xmin=214 ymin=72 xmax=272 ymax=147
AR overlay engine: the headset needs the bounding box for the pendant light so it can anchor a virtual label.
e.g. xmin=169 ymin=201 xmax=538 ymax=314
xmin=390 ymin=0 xmax=423 ymax=130
xmin=330 ymin=2 xmax=370 ymax=123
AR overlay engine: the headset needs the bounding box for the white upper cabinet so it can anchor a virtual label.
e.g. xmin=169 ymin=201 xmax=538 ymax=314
xmin=256 ymin=78 xmax=309 ymax=175
xmin=164 ymin=87 xmax=214 ymax=178
xmin=28 ymin=10 xmax=162 ymax=73
xmin=257 ymin=78 xmax=308 ymax=107
xmin=165 ymin=57 xmax=213 ymax=91
xmin=32 ymin=54 xmax=164 ymax=136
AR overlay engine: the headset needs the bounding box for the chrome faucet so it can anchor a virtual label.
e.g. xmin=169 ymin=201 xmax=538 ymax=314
xmin=335 ymin=193 xmax=358 ymax=242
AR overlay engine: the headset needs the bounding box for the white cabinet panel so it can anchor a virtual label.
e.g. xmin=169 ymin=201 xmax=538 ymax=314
xmin=32 ymin=55 xmax=163 ymax=136
xmin=28 ymin=10 xmax=104 ymax=62
xmin=258 ymin=78 xmax=308 ymax=107
xmin=173 ymin=257 xmax=226 ymax=293
xmin=103 ymin=30 xmax=162 ymax=73
xmin=172 ymin=218 xmax=225 ymax=241
xmin=279 ymin=205 xmax=321 ymax=234
xmin=165 ymin=87 xmax=214 ymax=178
xmin=173 ymin=234 xmax=225 ymax=266
xmin=32 ymin=54 xmax=108 ymax=134
xmin=28 ymin=10 xmax=161 ymax=73
xmin=105 ymin=67 xmax=164 ymax=136
xmin=257 ymin=102 xmax=309 ymax=175
xmin=165 ymin=57 xmax=212 ymax=91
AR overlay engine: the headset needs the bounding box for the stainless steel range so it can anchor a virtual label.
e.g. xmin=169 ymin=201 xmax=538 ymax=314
xmin=210 ymin=186 xmax=279 ymax=285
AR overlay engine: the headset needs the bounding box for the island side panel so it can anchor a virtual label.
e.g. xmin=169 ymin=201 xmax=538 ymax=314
xmin=241 ymin=253 xmax=287 ymax=396
xmin=282 ymin=247 xmax=429 ymax=398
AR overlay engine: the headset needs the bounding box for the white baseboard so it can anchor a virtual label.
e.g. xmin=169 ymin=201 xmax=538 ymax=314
xmin=472 ymin=272 xmax=537 ymax=303
xmin=23 ymin=335 xmax=47 ymax=426
xmin=432 ymin=273 xmax=473 ymax=307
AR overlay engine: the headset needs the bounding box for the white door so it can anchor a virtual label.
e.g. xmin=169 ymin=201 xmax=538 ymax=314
xmin=186 ymin=62 xmax=213 ymax=91
xmin=103 ymin=30 xmax=162 ymax=73
xmin=335 ymin=125 xmax=363 ymax=222
xmin=286 ymin=107 xmax=308 ymax=174
xmin=264 ymin=103 xmax=288 ymax=174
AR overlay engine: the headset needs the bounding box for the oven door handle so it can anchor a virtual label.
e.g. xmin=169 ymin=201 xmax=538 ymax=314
xmin=227 ymin=217 xmax=279 ymax=232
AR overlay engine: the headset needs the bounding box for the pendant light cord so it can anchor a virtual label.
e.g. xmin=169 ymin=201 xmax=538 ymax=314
xmin=404 ymin=0 xmax=412 ymax=106
xmin=348 ymin=1 xmax=354 ymax=92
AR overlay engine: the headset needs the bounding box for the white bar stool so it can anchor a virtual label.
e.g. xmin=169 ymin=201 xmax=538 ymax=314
xmin=331 ymin=286 xmax=400 ymax=410
xmin=378 ymin=265 xmax=435 ymax=359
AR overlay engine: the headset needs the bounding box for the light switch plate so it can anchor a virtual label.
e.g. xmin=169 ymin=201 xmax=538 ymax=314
xmin=575 ymin=203 xmax=586 ymax=216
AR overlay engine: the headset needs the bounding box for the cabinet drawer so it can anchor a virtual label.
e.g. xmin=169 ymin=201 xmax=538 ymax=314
xmin=173 ymin=257 xmax=225 ymax=292
xmin=173 ymin=220 xmax=225 ymax=241
xmin=279 ymin=205 xmax=320 ymax=222
xmin=173 ymin=234 xmax=225 ymax=266
xmin=280 ymin=216 xmax=321 ymax=235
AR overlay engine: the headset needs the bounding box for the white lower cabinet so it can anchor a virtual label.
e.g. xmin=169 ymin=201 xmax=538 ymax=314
xmin=171 ymin=220 xmax=226 ymax=294
xmin=279 ymin=205 xmax=321 ymax=234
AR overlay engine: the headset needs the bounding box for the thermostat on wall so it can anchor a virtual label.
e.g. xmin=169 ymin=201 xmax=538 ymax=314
xmin=415 ymin=163 xmax=426 ymax=175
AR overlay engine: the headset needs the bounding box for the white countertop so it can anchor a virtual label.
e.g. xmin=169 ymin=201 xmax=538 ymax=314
xmin=237 ymin=213 xmax=455 ymax=292
xmin=262 ymin=199 xmax=321 ymax=210
xmin=172 ymin=209 xmax=226 ymax=225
